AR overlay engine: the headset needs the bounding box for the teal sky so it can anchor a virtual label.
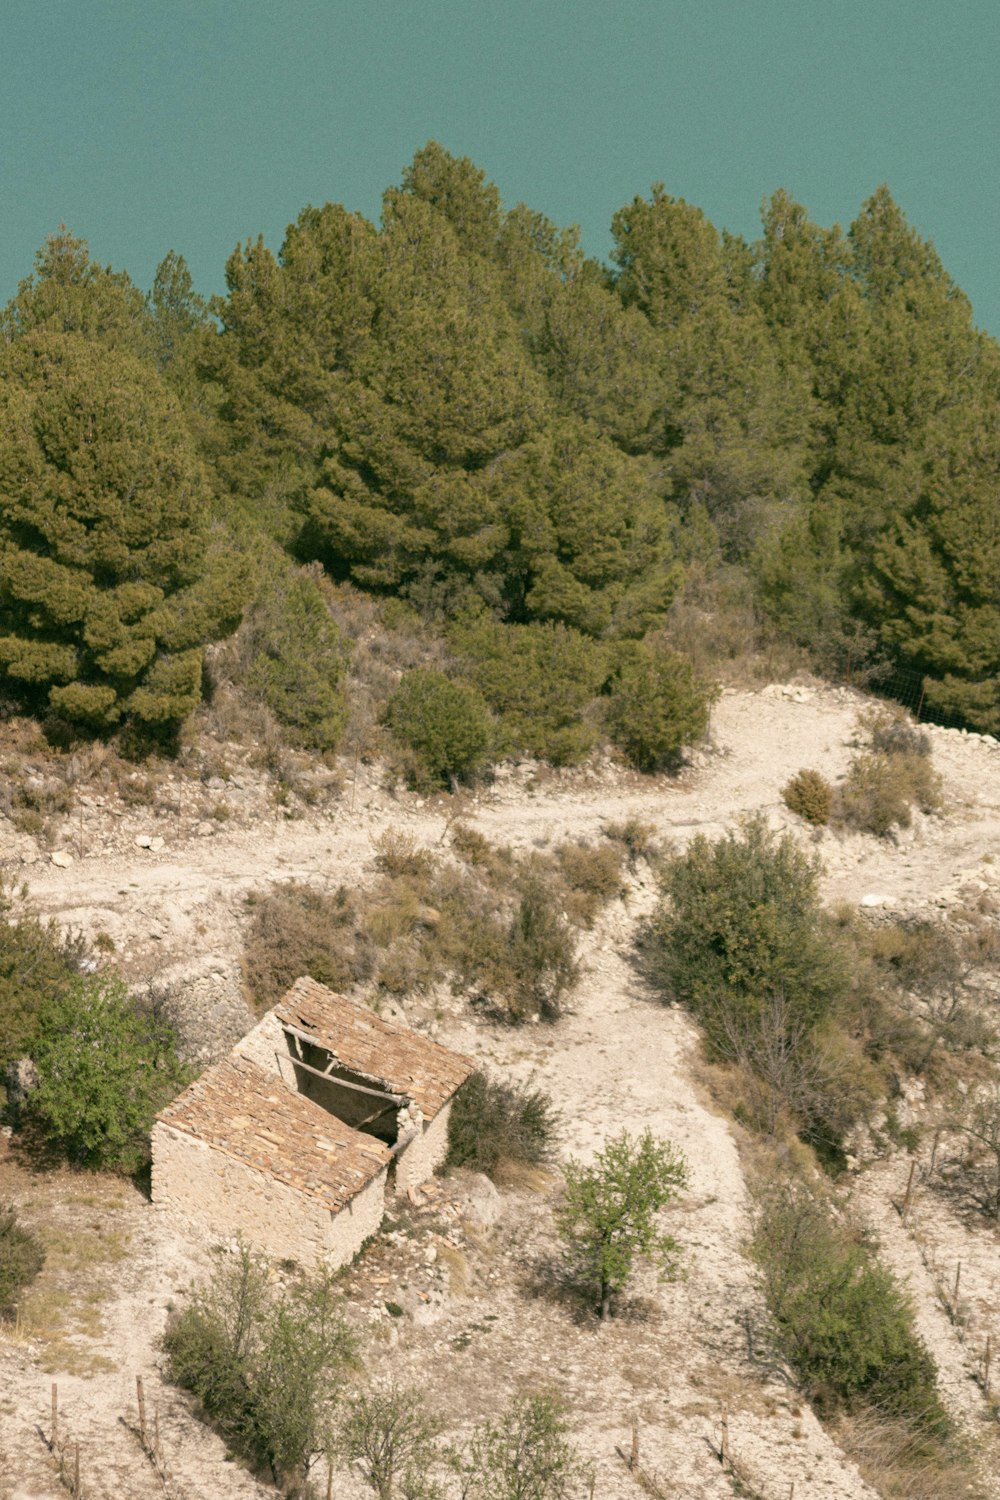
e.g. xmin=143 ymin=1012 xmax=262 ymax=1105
xmin=3 ymin=1 xmax=998 ymax=333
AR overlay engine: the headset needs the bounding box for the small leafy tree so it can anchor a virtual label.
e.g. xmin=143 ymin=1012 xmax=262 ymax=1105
xmin=164 ymin=1246 xmax=355 ymax=1494
xmin=496 ymin=872 xmax=580 ymax=1021
xmin=557 ymin=1129 xmax=687 ymax=1318
xmin=338 ymin=1382 xmax=445 ymax=1500
xmin=458 ymin=1394 xmax=589 ymax=1500
xmin=22 ymin=972 xmax=190 ymax=1172
xmin=0 ymin=1203 xmax=45 ymax=1318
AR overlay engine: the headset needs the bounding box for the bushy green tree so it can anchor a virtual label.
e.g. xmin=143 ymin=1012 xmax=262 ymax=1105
xmin=641 ymin=816 xmax=849 ymax=1050
xmin=164 ymin=1245 xmax=355 ymax=1494
xmin=751 ymin=1179 xmax=946 ymax=1426
xmin=148 ymin=249 xmax=212 ymax=372
xmin=450 ymin=618 xmax=607 ymax=765
xmin=400 ymin=140 xmax=503 ymax=261
xmin=1 ymin=229 xmax=155 ymax=359
xmin=611 ymin=185 xmax=815 ymax=559
xmin=0 ymin=877 xmax=86 ymax=1068
xmin=557 ymin=1129 xmax=687 ymax=1317
xmin=385 ymin=668 xmax=494 ymax=786
xmin=604 ymin=640 xmax=715 ymax=770
xmin=22 ymin=972 xmax=190 ymax=1173
xmin=0 ymin=332 xmax=244 ymax=736
xmin=854 ymin=407 xmax=1000 ymax=731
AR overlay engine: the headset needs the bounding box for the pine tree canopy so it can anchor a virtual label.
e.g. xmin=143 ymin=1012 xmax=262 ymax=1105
xmin=3 ymin=151 xmax=997 ymax=742
xmin=0 ymin=331 xmax=244 ymax=733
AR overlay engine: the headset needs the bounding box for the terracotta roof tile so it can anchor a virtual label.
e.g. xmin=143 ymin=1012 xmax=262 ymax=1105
xmin=276 ymin=977 xmax=475 ymax=1120
xmin=155 ymin=1054 xmax=390 ymax=1211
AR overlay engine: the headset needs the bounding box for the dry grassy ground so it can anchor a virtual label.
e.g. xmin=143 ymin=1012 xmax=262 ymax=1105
xmin=2 ymin=680 xmax=999 ymax=1499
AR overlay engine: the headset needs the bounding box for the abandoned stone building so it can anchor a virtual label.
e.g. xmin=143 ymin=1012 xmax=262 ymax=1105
xmin=151 ymin=976 xmax=475 ymax=1268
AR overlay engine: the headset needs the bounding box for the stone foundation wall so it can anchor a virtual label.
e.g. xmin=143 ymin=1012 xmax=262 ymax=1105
xmin=394 ymin=1101 xmax=452 ymax=1195
xmin=151 ymin=1121 xmax=387 ymax=1270
xmin=325 ymin=1171 xmax=385 ymax=1264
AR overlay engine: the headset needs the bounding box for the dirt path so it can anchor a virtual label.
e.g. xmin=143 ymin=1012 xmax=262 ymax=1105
xmin=16 ymin=684 xmax=1000 ymax=961
xmin=2 ymin=682 xmax=999 ymax=1498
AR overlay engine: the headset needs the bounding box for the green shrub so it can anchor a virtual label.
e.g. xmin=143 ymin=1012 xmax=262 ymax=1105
xmin=371 ymin=828 xmax=437 ymax=880
xmin=604 ymin=641 xmax=716 ymax=771
xmin=164 ymin=1246 xmax=355 ymax=1492
xmin=838 ymin=709 xmax=943 ymax=837
xmin=639 ymin=818 xmax=876 ymax=1154
xmin=385 ymin=668 xmax=494 ymax=787
xmin=0 ymin=1203 xmax=45 ymax=1318
xmin=450 ymin=619 xmax=607 ymax=765
xmin=22 ymin=972 xmax=190 ymax=1173
xmin=783 ymin=768 xmax=834 ymax=826
xmin=750 ymin=1179 xmax=947 ymax=1429
xmin=641 ymin=816 xmax=849 ymax=1051
xmin=445 ymin=1070 xmax=556 ymax=1180
xmin=458 ymin=1394 xmax=590 ymax=1500
xmin=0 ymin=878 xmax=87 ymax=1068
xmin=840 ymin=751 xmax=942 ymax=836
xmin=866 ymin=707 xmax=931 ymax=760
xmin=237 ymin=563 xmax=350 ymax=752
xmin=241 ymin=882 xmax=372 ymax=1012
xmin=448 ymin=821 xmax=513 ymax=875
xmin=554 ymin=840 xmax=625 ymax=927
xmin=486 ymin=871 xmax=580 ymax=1021
xmin=557 ymin=1129 xmax=688 ymax=1318
xmin=603 ymin=817 xmax=660 ymax=870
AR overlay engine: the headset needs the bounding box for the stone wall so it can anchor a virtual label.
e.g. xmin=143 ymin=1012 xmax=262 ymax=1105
xmin=232 ymin=1009 xmax=286 ymax=1077
xmin=394 ymin=1100 xmax=452 ymax=1195
xmin=151 ymin=1121 xmax=387 ymax=1270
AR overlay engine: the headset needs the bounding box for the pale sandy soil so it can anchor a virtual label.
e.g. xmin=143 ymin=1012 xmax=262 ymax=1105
xmin=1 ymin=681 xmax=999 ymax=1499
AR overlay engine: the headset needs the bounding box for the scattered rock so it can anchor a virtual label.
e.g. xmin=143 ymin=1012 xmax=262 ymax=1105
xmin=457 ymin=1171 xmax=502 ymax=1230
xmin=134 ymin=834 xmax=153 ymax=848
xmin=49 ymin=849 xmax=74 ymax=867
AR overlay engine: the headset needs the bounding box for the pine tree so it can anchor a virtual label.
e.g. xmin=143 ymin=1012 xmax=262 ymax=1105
xmin=611 ymin=187 xmax=814 ymax=558
xmin=1 ymin=228 xmax=155 ymax=360
xmin=0 ymin=332 xmax=244 ymax=735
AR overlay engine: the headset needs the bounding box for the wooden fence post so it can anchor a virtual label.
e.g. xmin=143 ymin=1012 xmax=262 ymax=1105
xmin=901 ymin=1159 xmax=916 ymax=1222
